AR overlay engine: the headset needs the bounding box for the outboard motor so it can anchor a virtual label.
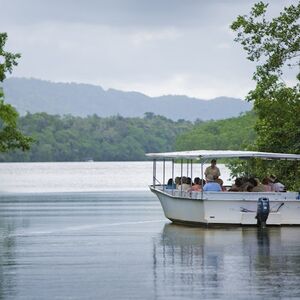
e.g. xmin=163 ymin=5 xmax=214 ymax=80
xmin=256 ymin=197 xmax=270 ymax=227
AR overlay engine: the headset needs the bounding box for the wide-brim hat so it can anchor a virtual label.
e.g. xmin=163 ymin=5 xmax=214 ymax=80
xmin=269 ymin=175 xmax=276 ymax=183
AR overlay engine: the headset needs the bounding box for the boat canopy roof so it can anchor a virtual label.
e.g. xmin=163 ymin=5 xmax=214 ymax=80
xmin=146 ymin=150 xmax=300 ymax=161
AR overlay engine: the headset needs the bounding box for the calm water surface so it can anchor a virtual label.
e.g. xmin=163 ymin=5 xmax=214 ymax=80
xmin=0 ymin=162 xmax=300 ymax=299
xmin=0 ymin=161 xmax=232 ymax=193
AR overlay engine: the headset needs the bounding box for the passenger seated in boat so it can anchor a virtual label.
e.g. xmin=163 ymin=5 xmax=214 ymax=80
xmin=178 ymin=176 xmax=190 ymax=192
xmin=203 ymin=175 xmax=222 ymax=192
xmin=229 ymin=177 xmax=243 ymax=192
xmin=251 ymin=178 xmax=265 ymax=192
xmin=262 ymin=177 xmax=272 ymax=192
xmin=186 ymin=177 xmax=192 ymax=185
xmin=188 ymin=177 xmax=202 ymax=192
xmin=243 ymin=177 xmax=260 ymax=192
xmin=240 ymin=177 xmax=255 ymax=192
xmin=237 ymin=177 xmax=265 ymax=192
xmin=215 ymin=178 xmax=226 ymax=191
xmin=205 ymin=159 xmax=221 ymax=180
xmin=186 ymin=177 xmax=193 ymax=190
xmin=269 ymin=175 xmax=286 ymax=192
xmin=245 ymin=177 xmax=255 ymax=192
xmin=175 ymin=177 xmax=181 ymax=189
xmin=166 ymin=178 xmax=176 ymax=189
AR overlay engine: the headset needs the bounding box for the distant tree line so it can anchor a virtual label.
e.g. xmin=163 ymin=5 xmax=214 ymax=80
xmin=175 ymin=112 xmax=256 ymax=151
xmin=0 ymin=111 xmax=256 ymax=162
xmin=0 ymin=112 xmax=193 ymax=161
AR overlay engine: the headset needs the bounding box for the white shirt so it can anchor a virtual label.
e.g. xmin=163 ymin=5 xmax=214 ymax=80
xmin=273 ymin=182 xmax=285 ymax=192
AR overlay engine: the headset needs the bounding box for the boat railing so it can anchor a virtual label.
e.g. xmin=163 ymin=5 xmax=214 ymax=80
xmin=153 ymin=177 xmax=162 ymax=186
xmin=154 ymin=185 xmax=299 ymax=201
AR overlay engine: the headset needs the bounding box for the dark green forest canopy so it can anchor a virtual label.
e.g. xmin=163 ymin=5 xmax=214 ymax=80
xmin=0 ymin=112 xmax=256 ymax=162
xmin=175 ymin=112 xmax=256 ymax=151
xmin=0 ymin=113 xmax=193 ymax=162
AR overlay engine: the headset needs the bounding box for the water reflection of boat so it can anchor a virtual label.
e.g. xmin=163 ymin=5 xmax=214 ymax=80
xmin=146 ymin=150 xmax=300 ymax=225
xmin=152 ymin=224 xmax=300 ymax=298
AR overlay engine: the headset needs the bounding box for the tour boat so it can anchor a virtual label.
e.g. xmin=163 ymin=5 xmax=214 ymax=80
xmin=146 ymin=150 xmax=300 ymax=226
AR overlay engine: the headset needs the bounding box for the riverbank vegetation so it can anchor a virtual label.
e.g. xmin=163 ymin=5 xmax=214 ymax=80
xmin=0 ymin=113 xmax=193 ymax=161
xmin=0 ymin=112 xmax=256 ymax=162
xmin=0 ymin=32 xmax=33 ymax=152
xmin=231 ymin=1 xmax=300 ymax=189
xmin=175 ymin=112 xmax=256 ymax=151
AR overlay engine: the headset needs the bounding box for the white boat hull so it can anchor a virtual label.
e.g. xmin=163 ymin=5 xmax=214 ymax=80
xmin=150 ymin=187 xmax=300 ymax=226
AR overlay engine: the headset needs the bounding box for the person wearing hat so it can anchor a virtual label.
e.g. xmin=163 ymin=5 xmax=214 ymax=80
xmin=269 ymin=175 xmax=286 ymax=192
xmin=205 ymin=159 xmax=221 ymax=180
xmin=203 ymin=174 xmax=222 ymax=192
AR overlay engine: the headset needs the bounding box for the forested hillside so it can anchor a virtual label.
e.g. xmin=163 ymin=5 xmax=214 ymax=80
xmin=0 ymin=112 xmax=256 ymax=162
xmin=0 ymin=113 xmax=193 ymax=162
xmin=175 ymin=112 xmax=256 ymax=151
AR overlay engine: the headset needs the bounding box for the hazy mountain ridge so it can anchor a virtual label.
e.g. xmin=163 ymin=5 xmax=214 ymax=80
xmin=2 ymin=77 xmax=252 ymax=121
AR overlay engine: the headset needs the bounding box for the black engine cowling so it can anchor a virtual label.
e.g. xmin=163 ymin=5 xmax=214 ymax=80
xmin=256 ymin=197 xmax=270 ymax=227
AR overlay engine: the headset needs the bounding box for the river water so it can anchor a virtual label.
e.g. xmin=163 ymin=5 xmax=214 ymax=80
xmin=0 ymin=162 xmax=300 ymax=299
xmin=0 ymin=161 xmax=232 ymax=193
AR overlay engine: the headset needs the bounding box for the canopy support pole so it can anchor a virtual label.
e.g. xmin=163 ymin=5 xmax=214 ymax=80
xmin=153 ymin=159 xmax=156 ymax=189
xmin=191 ymin=159 xmax=193 ymax=189
xmin=201 ymin=160 xmax=204 ymax=198
xmin=172 ymin=159 xmax=174 ymax=196
xmin=186 ymin=160 xmax=189 ymax=177
xmin=180 ymin=159 xmax=183 ymax=196
xmin=163 ymin=159 xmax=165 ymax=191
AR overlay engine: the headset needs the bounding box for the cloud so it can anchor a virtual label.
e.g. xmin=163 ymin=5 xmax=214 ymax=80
xmin=1 ymin=0 xmax=298 ymax=99
xmin=2 ymin=20 xmax=256 ymax=99
xmin=131 ymin=28 xmax=182 ymax=46
xmin=0 ymin=0 xmax=210 ymax=27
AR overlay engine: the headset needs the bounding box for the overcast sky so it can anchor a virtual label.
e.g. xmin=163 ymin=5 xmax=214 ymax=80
xmin=0 ymin=0 xmax=297 ymax=99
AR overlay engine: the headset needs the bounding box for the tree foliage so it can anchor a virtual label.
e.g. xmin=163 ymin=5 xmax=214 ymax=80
xmin=0 ymin=32 xmax=33 ymax=152
xmin=0 ymin=112 xmax=257 ymax=162
xmin=231 ymin=2 xmax=300 ymax=189
xmin=0 ymin=113 xmax=193 ymax=162
xmin=231 ymin=2 xmax=299 ymax=83
xmin=175 ymin=112 xmax=256 ymax=151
